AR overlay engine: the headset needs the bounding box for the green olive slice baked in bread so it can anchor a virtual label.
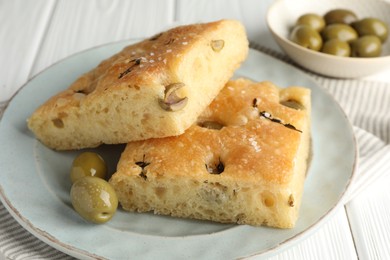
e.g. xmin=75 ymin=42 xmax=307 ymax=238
xmin=27 ymin=20 xmax=248 ymax=150
xmin=109 ymin=78 xmax=311 ymax=228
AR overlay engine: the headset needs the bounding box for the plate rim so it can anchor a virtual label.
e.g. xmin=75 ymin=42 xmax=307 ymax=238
xmin=0 ymin=40 xmax=358 ymax=259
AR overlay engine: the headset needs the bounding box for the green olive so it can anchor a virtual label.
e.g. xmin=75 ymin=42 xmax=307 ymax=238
xmin=296 ymin=13 xmax=325 ymax=32
xmin=350 ymin=35 xmax=382 ymax=57
xmin=351 ymin=18 xmax=389 ymax=43
xmin=321 ymin=24 xmax=358 ymax=43
xmin=290 ymin=25 xmax=323 ymax=51
xmin=324 ymin=9 xmax=358 ymax=25
xmin=321 ymin=39 xmax=351 ymax=57
xmin=70 ymin=152 xmax=107 ymax=183
xmin=70 ymin=176 xmax=118 ymax=224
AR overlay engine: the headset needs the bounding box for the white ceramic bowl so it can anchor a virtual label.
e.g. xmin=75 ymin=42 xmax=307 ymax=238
xmin=267 ymin=0 xmax=390 ymax=78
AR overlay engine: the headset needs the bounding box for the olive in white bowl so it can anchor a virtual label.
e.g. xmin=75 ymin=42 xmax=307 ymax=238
xmin=267 ymin=0 xmax=390 ymax=78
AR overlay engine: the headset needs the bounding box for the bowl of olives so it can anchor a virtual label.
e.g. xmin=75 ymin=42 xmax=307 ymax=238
xmin=267 ymin=0 xmax=390 ymax=78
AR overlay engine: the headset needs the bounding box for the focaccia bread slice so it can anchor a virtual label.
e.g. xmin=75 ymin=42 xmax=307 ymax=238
xmin=27 ymin=20 xmax=248 ymax=150
xmin=109 ymin=78 xmax=311 ymax=228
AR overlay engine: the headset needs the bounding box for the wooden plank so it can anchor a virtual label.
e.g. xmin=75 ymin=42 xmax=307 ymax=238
xmin=258 ymin=209 xmax=357 ymax=260
xmin=0 ymin=0 xmax=56 ymax=103
xmin=30 ymin=0 xmax=175 ymax=76
xmin=346 ymin=174 xmax=390 ymax=259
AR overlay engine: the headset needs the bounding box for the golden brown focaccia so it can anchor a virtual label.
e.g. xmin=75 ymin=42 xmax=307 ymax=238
xmin=27 ymin=20 xmax=248 ymax=150
xmin=109 ymin=78 xmax=311 ymax=228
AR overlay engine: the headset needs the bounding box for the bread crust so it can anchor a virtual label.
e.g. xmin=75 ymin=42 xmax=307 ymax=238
xmin=27 ymin=20 xmax=248 ymax=150
xmin=109 ymin=79 xmax=311 ymax=228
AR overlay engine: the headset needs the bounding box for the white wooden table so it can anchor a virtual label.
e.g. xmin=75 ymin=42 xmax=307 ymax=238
xmin=1 ymin=1 xmax=390 ymax=259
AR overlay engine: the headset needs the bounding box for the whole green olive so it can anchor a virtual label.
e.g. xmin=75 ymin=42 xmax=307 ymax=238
xmin=321 ymin=24 xmax=358 ymax=43
xmin=70 ymin=176 xmax=118 ymax=224
xmin=296 ymin=13 xmax=325 ymax=32
xmin=321 ymin=39 xmax=351 ymax=57
xmin=351 ymin=18 xmax=389 ymax=43
xmin=290 ymin=25 xmax=323 ymax=51
xmin=70 ymin=152 xmax=107 ymax=183
xmin=324 ymin=9 xmax=358 ymax=25
xmin=350 ymin=35 xmax=382 ymax=57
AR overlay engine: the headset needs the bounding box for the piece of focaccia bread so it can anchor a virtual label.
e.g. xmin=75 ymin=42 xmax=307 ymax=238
xmin=109 ymin=78 xmax=311 ymax=229
xmin=27 ymin=20 xmax=248 ymax=150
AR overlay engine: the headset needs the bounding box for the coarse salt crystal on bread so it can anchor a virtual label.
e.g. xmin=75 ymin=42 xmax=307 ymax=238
xmin=109 ymin=78 xmax=311 ymax=228
xmin=27 ymin=20 xmax=248 ymax=150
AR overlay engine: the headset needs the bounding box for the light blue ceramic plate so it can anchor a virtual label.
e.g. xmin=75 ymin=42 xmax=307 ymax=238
xmin=0 ymin=42 xmax=357 ymax=259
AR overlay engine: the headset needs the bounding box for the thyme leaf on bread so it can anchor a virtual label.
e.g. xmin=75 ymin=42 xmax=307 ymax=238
xmin=118 ymin=58 xmax=141 ymax=79
xmin=253 ymin=98 xmax=302 ymax=132
xmin=135 ymin=155 xmax=150 ymax=180
xmin=259 ymin=111 xmax=302 ymax=133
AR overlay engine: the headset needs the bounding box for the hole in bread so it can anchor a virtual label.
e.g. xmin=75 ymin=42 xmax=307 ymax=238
xmin=236 ymin=213 xmax=246 ymax=222
xmin=128 ymin=84 xmax=140 ymax=90
xmin=197 ymin=120 xmax=224 ymax=130
xmin=74 ymin=83 xmax=96 ymax=95
xmin=261 ymin=191 xmax=276 ymax=207
xmin=280 ymin=99 xmax=305 ymax=110
xmin=52 ymin=118 xmax=64 ymax=128
xmin=205 ymin=158 xmax=225 ymax=174
xmin=73 ymin=92 xmax=86 ymax=99
xmin=155 ymin=187 xmax=167 ymax=198
xmin=288 ymin=194 xmax=295 ymax=207
xmin=75 ymin=89 xmax=89 ymax=95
